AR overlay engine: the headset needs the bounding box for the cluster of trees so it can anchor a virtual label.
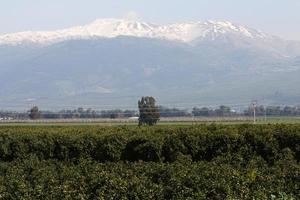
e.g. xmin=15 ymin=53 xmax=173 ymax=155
xmin=42 ymin=108 xmax=137 ymax=119
xmin=28 ymin=97 xmax=161 ymax=126
xmin=159 ymin=106 xmax=190 ymax=117
xmin=192 ymin=105 xmax=236 ymax=117
xmin=244 ymin=105 xmax=300 ymax=116
xmin=0 ymin=111 xmax=28 ymax=119
xmin=0 ymin=108 xmax=138 ymax=120
xmin=1 ymin=100 xmax=300 ymax=122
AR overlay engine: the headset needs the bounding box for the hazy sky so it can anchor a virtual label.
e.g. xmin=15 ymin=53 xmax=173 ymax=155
xmin=1 ymin=0 xmax=300 ymax=40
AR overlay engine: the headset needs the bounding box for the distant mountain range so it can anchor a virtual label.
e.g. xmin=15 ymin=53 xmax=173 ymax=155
xmin=0 ymin=19 xmax=300 ymax=110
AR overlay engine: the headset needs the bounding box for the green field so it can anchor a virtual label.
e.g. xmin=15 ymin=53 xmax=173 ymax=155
xmin=0 ymin=124 xmax=299 ymax=199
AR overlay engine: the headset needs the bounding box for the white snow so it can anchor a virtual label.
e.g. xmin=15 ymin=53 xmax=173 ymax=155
xmin=0 ymin=18 xmax=269 ymax=46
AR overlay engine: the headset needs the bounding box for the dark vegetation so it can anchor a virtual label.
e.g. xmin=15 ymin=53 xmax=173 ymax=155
xmin=1 ymin=105 xmax=300 ymax=120
xmin=138 ymin=96 xmax=160 ymax=126
xmin=28 ymin=106 xmax=41 ymax=120
xmin=0 ymin=124 xmax=299 ymax=199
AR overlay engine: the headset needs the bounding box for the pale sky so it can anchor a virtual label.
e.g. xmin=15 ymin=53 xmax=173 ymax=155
xmin=1 ymin=0 xmax=300 ymax=40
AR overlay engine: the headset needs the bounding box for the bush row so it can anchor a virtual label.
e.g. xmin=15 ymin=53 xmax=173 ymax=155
xmin=0 ymin=124 xmax=299 ymax=164
xmin=0 ymin=156 xmax=299 ymax=200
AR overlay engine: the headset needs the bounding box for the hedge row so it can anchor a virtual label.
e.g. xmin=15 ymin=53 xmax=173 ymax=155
xmin=0 ymin=124 xmax=299 ymax=164
xmin=0 ymin=156 xmax=299 ymax=200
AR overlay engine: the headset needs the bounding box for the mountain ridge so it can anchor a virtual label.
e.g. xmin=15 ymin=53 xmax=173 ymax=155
xmin=0 ymin=18 xmax=275 ymax=46
xmin=0 ymin=19 xmax=300 ymax=109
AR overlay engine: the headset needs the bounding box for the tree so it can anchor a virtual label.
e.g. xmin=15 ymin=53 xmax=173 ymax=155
xmin=192 ymin=107 xmax=211 ymax=117
xmin=159 ymin=106 xmax=190 ymax=117
xmin=29 ymin=106 xmax=41 ymax=120
xmin=138 ymin=96 xmax=160 ymax=126
xmin=215 ymin=105 xmax=231 ymax=116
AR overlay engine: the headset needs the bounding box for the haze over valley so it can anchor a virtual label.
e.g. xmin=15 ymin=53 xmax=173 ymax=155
xmin=1 ymin=18 xmax=300 ymax=110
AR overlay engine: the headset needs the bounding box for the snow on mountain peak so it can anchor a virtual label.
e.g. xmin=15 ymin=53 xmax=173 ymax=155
xmin=0 ymin=18 xmax=269 ymax=46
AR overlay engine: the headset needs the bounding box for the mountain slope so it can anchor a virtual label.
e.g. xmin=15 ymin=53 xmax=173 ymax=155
xmin=2 ymin=18 xmax=300 ymax=57
xmin=0 ymin=19 xmax=274 ymax=45
xmin=0 ymin=19 xmax=300 ymax=110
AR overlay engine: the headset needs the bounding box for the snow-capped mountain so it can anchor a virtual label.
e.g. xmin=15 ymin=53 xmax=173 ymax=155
xmin=0 ymin=18 xmax=300 ymax=109
xmin=0 ymin=18 xmax=271 ymax=45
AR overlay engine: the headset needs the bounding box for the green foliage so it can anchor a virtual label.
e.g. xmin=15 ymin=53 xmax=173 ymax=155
xmin=29 ymin=106 xmax=41 ymax=120
xmin=0 ymin=124 xmax=299 ymax=199
xmin=138 ymin=96 xmax=160 ymax=126
xmin=93 ymin=134 xmax=127 ymax=162
xmin=122 ymin=136 xmax=162 ymax=162
xmin=0 ymin=124 xmax=299 ymax=164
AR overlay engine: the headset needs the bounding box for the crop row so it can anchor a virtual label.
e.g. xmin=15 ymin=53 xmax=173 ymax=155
xmin=0 ymin=124 xmax=299 ymax=164
xmin=0 ymin=156 xmax=299 ymax=200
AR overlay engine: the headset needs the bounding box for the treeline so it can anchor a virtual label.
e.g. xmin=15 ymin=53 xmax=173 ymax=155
xmin=0 ymin=108 xmax=138 ymax=120
xmin=193 ymin=105 xmax=300 ymax=117
xmin=244 ymin=105 xmax=300 ymax=116
xmin=192 ymin=105 xmax=236 ymax=117
xmin=1 ymin=105 xmax=300 ymax=120
xmin=0 ymin=111 xmax=28 ymax=119
xmin=42 ymin=108 xmax=138 ymax=119
xmin=159 ymin=106 xmax=191 ymax=117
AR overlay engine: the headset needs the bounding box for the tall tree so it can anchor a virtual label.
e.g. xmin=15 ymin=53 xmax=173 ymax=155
xmin=138 ymin=96 xmax=160 ymax=126
xmin=29 ymin=106 xmax=41 ymax=120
